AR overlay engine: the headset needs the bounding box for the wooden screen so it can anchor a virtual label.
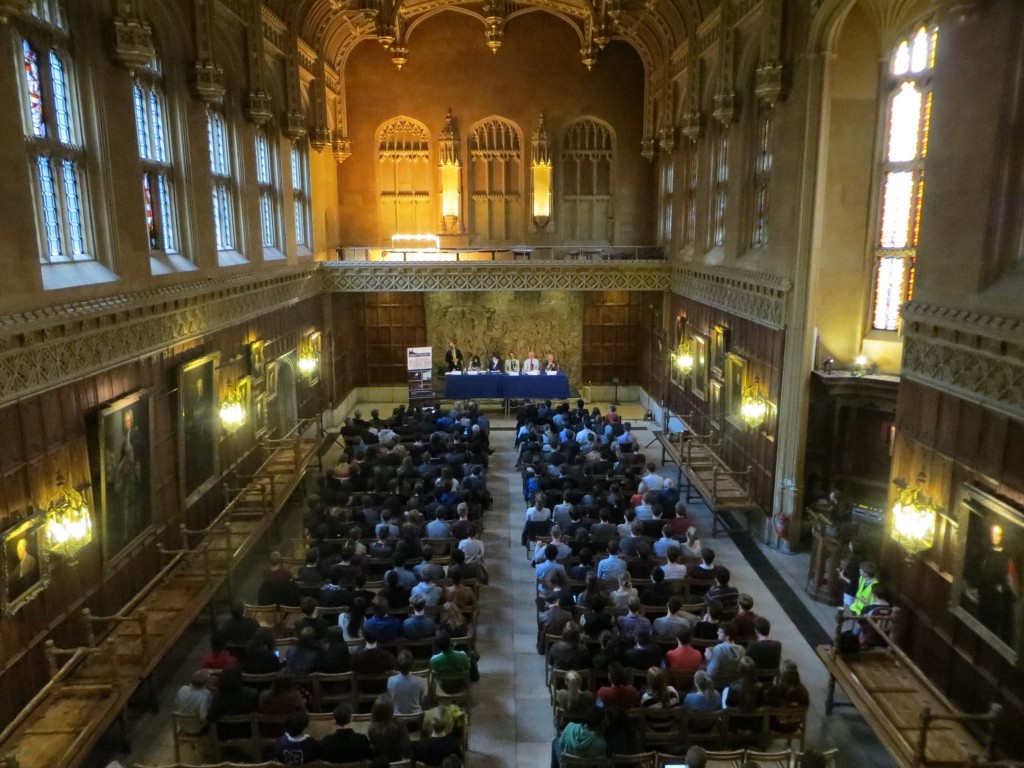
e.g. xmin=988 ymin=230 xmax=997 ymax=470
xmin=339 ymin=293 xmax=428 ymax=386
xmin=582 ymin=291 xmax=659 ymax=385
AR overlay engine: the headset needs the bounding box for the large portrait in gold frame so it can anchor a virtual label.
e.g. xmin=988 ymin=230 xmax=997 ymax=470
xmin=2 ymin=516 xmax=50 ymax=617
xmin=692 ymin=334 xmax=708 ymax=401
xmin=178 ymin=354 xmax=220 ymax=509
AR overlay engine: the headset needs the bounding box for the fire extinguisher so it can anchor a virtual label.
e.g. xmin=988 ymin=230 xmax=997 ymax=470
xmin=773 ymin=511 xmax=790 ymax=539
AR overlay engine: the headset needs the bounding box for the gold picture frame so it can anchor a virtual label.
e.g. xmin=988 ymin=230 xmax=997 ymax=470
xmin=692 ymin=334 xmax=708 ymax=400
xmin=711 ymin=324 xmax=729 ymax=377
xmin=265 ymin=361 xmax=278 ymax=401
xmin=709 ymin=379 xmax=724 ymax=430
xmin=178 ymin=354 xmax=220 ymax=509
xmin=253 ymin=393 xmax=268 ymax=438
xmin=2 ymin=515 xmax=50 ymax=617
xmin=725 ymin=353 xmax=747 ymax=424
xmin=247 ymin=340 xmax=265 ymax=380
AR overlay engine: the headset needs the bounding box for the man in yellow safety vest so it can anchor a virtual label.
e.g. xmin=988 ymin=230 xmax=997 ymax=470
xmin=849 ymin=562 xmax=878 ymax=616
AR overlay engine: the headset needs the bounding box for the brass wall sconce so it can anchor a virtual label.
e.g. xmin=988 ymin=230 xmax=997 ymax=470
xmin=298 ymin=335 xmax=319 ymax=376
xmin=672 ymin=342 xmax=694 ymax=375
xmin=740 ymin=378 xmax=769 ymax=429
xmin=890 ymin=471 xmax=937 ymax=558
xmin=219 ymin=382 xmax=245 ymax=429
xmin=45 ymin=474 xmax=92 ymax=562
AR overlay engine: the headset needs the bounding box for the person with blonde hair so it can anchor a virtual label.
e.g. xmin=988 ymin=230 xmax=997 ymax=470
xmin=682 ymin=670 xmax=722 ymax=712
xmin=610 ymin=572 xmax=638 ymax=608
xmin=554 ymin=669 xmax=594 ymax=727
xmin=641 ymin=666 xmax=680 ymax=708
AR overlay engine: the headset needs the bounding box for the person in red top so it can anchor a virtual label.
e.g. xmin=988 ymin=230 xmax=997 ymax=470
xmin=665 ymin=627 xmax=702 ymax=674
xmin=596 ymin=662 xmax=640 ymax=709
xmin=199 ymin=634 xmax=238 ymax=670
xmin=604 ymin=405 xmax=622 ymax=425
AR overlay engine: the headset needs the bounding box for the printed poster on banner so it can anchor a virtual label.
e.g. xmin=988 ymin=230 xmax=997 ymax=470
xmin=407 ymin=346 xmax=433 ymax=401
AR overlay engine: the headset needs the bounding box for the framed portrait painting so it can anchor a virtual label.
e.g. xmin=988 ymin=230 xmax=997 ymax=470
xmin=253 ymin=393 xmax=268 ymax=438
xmin=179 ymin=354 xmax=220 ymax=509
xmin=692 ymin=334 xmax=708 ymax=401
xmin=248 ymin=341 xmax=265 ymax=379
xmin=2 ymin=516 xmax=50 ymax=616
xmin=96 ymin=390 xmax=153 ymax=563
xmin=709 ymin=379 xmax=724 ymax=430
xmin=265 ymin=361 xmax=278 ymax=402
xmin=725 ymin=353 xmax=747 ymax=421
xmin=711 ymin=324 xmax=729 ymax=376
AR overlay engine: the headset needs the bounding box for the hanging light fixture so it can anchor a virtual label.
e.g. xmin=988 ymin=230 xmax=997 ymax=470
xmin=45 ymin=475 xmax=93 ymax=562
xmin=890 ymin=471 xmax=937 ymax=557
xmin=298 ymin=338 xmax=319 ymax=376
xmin=672 ymin=341 xmax=694 ymax=375
xmin=740 ymin=378 xmax=769 ymax=429
xmin=220 ymin=383 xmax=245 ymax=428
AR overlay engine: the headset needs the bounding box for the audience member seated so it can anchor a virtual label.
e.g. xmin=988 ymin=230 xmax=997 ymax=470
xmin=365 ymin=597 xmax=403 ymax=643
xmin=209 ymin=666 xmax=259 ymax=742
xmin=320 ymin=626 xmax=351 ymax=674
xmin=641 ymin=666 xmax=681 ymax=708
xmin=367 ymin=693 xmax=412 ymax=761
xmin=219 ymin=603 xmax=260 ymax=649
xmin=706 ymin=566 xmax=739 ymax=608
xmin=548 ymin=622 xmax=592 ymax=672
xmin=404 ymin=593 xmax=439 ymax=640
xmin=175 ymin=669 xmax=213 ymax=733
xmin=415 ymin=706 xmax=464 ymax=767
xmin=351 ymin=627 xmax=397 ymax=677
xmin=318 ymin=572 xmax=347 ymax=609
xmin=682 ymin=670 xmax=722 ymax=712
xmin=555 ymin=669 xmax=595 ymax=728
xmin=388 ymin=650 xmax=428 ymax=714
xmin=445 ymin=567 xmax=477 ymax=611
xmin=259 ymin=672 xmax=307 ymax=717
xmin=596 ymin=540 xmax=627 ymax=581
xmin=665 ymin=627 xmax=703 ymax=674
xmin=616 ymin=597 xmax=652 ymax=640
xmin=200 ymin=634 xmax=237 ymax=670
xmin=296 ymin=549 xmax=323 ymax=586
xmin=693 ymin=600 xmax=725 ymax=642
xmin=379 ymin=570 xmax=411 ymax=611
xmin=724 ymin=657 xmax=765 ymax=732
xmin=258 ymin=551 xmax=301 ymax=606
xmin=285 ymin=627 xmax=323 ymax=676
xmin=653 ymin=525 xmax=678 ymax=559
xmin=653 ymin=596 xmax=698 ymax=639
xmin=295 ymin=596 xmax=328 ymax=640
xmin=705 ymin=621 xmax=746 ymax=687
xmin=538 ymin=593 xmax=574 ymax=648
xmin=745 ymin=617 xmax=783 ymax=672
xmin=624 ymin=629 xmax=663 ymax=670
xmin=269 ymin=712 xmax=321 ymax=764
xmin=765 ymin=660 xmax=810 ymax=730
xmin=439 ymin=601 xmax=469 ymax=638
xmin=320 ymin=703 xmax=373 ymax=763
xmin=661 ymin=546 xmax=689 ymax=581
xmin=609 ymin=572 xmax=638 ymax=608
xmin=413 ymin=573 xmax=444 ymax=607
xmin=339 ymin=597 xmax=367 ymax=641
xmin=682 ymin=527 xmax=703 ymax=557
xmin=596 ymin=662 xmax=640 ymax=709
xmin=430 ymin=631 xmax=471 ymax=693
xmin=579 ymin=594 xmax=614 ymax=638
xmin=553 ymin=706 xmax=607 ymax=768
xmin=242 ymin=630 xmax=282 ymax=675
xmin=732 ymin=594 xmax=759 ymax=645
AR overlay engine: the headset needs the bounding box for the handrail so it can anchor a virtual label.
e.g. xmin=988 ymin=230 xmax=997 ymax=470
xmin=0 ymin=646 xmax=89 ymax=746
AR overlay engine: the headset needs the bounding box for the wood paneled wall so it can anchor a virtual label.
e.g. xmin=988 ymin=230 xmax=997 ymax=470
xmin=884 ymin=379 xmax=1024 ymax=756
xmin=664 ymin=295 xmax=784 ymax=514
xmin=330 ymin=293 xmax=429 ymax=387
xmin=581 ymin=292 xmax=662 ymax=386
xmin=0 ymin=297 xmax=323 ymax=730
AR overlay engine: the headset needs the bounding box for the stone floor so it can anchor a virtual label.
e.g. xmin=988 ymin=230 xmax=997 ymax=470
xmin=89 ymin=401 xmax=892 ymax=768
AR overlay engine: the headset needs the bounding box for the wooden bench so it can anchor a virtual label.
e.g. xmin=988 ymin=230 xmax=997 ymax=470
xmin=0 ymin=421 xmax=325 ymax=768
xmin=677 ymin=432 xmax=759 ymax=537
xmin=817 ymin=607 xmax=1002 ymax=768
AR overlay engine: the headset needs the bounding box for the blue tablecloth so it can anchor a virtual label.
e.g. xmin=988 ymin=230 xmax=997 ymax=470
xmin=443 ymin=373 xmax=570 ymax=400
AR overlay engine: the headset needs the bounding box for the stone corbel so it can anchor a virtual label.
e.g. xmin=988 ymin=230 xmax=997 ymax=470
xmin=712 ymin=91 xmax=736 ymax=125
xmin=755 ymin=62 xmax=784 ymax=107
xmin=282 ymin=35 xmax=305 ymax=141
xmin=243 ymin=0 xmax=272 ymax=124
xmin=111 ymin=0 xmax=156 ymax=73
xmin=641 ymin=136 xmax=657 ymax=161
xmin=310 ymin=57 xmax=331 ymax=149
xmin=283 ymin=112 xmax=307 ymax=141
xmin=192 ymin=0 xmax=224 ymax=104
xmin=680 ymin=111 xmax=702 ymax=140
xmin=658 ymin=126 xmax=676 ymax=154
xmin=332 ymin=133 xmax=352 ymax=164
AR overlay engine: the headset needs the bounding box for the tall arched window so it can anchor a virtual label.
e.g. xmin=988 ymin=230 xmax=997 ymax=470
xmin=19 ymin=2 xmax=90 ymax=264
xmin=470 ymin=117 xmax=522 ymax=242
xmin=871 ymin=22 xmax=938 ymax=331
xmin=561 ymin=118 xmax=615 ymax=242
xmin=207 ymin=108 xmax=236 ymax=251
xmin=709 ymin=121 xmax=729 ymax=248
xmin=133 ymin=53 xmax=178 ymax=255
xmin=291 ymin=141 xmax=311 ymax=249
xmin=750 ymin=107 xmax=773 ymax=248
xmin=377 ymin=117 xmax=431 ymax=238
xmin=255 ymin=128 xmax=280 ymax=249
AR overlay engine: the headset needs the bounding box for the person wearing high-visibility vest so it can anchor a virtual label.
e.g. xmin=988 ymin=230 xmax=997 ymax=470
xmin=849 ymin=562 xmax=878 ymax=616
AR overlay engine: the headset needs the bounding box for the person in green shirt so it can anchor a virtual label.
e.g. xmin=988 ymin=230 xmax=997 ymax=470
xmin=552 ymin=706 xmax=606 ymax=767
xmin=430 ymin=631 xmax=471 ymax=694
xmin=849 ymin=562 xmax=878 ymax=616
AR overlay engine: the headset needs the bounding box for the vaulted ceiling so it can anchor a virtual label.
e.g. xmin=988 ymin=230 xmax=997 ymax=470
xmin=264 ymin=0 xmax=717 ymax=74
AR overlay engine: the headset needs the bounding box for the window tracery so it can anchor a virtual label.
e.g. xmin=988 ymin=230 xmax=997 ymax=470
xmin=470 ymin=117 xmax=522 ymax=242
xmin=133 ymin=53 xmax=178 ymax=254
xmin=561 ymin=118 xmax=615 ymax=242
xmin=377 ymin=117 xmax=432 ymax=237
xmin=207 ymin=109 xmax=235 ymax=251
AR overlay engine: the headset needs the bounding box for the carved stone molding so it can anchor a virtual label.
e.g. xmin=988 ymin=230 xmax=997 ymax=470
xmin=0 ymin=268 xmax=319 ymax=407
xmin=901 ymin=301 xmax=1024 ymax=419
xmin=321 ymin=261 xmax=671 ymax=293
xmin=670 ymin=263 xmax=791 ymax=329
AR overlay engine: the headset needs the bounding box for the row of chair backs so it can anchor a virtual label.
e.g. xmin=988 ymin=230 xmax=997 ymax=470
xmin=559 ymin=747 xmax=836 ymax=768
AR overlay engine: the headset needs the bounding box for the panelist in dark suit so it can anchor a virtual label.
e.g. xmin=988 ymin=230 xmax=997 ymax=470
xmin=445 ymin=341 xmax=464 ymax=372
xmin=488 ymin=354 xmax=502 ymax=372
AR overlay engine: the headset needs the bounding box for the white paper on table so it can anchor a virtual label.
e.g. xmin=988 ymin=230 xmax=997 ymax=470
xmin=448 ymin=371 xmax=462 ymax=376
xmin=468 ymin=371 xmax=479 ymax=375
xmin=527 ymin=370 xmax=540 ymax=376
xmin=507 ymin=372 xmax=520 ymax=377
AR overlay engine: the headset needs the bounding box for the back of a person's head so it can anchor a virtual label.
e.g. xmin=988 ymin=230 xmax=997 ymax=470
xmin=585 ymin=706 xmax=605 ymax=731
xmin=685 ymin=745 xmax=708 ymax=768
xmin=397 ymin=649 xmax=414 ymax=675
xmin=435 ymin=630 xmax=452 ymax=652
xmin=738 ymin=593 xmax=754 ymax=611
xmin=720 ymin=621 xmax=736 ymax=640
xmin=370 ymin=693 xmax=394 ymax=723
xmin=298 ymin=626 xmax=318 ymax=647
xmin=626 ymin=596 xmax=642 ymax=613
xmin=677 ymin=626 xmax=693 ymax=645
xmin=716 ymin=567 xmax=731 ymax=586
xmin=755 ymin=616 xmax=771 ymax=636
xmin=191 ymin=669 xmax=210 ymax=688
xmin=667 ymin=545 xmax=681 ymax=562
xmin=608 ymin=662 xmax=627 ymax=686
xmin=668 ymin=596 xmax=683 ymax=613
xmin=707 ymin=599 xmax=724 ymax=620
xmin=285 ymin=712 xmax=309 ymax=737
xmin=701 ymin=547 xmax=715 ymax=565
xmin=362 ymin=625 xmax=379 ymax=645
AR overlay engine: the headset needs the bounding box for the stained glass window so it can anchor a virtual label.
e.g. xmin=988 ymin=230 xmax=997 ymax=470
xmin=134 ymin=71 xmax=177 ymax=254
xmin=50 ymin=52 xmax=72 ymax=145
xmin=208 ymin=110 xmax=234 ymax=251
xmin=255 ymin=129 xmax=278 ymax=248
xmin=157 ymin=174 xmax=176 ymax=253
xmin=37 ymin=157 xmax=61 ymax=258
xmin=872 ymin=22 xmax=938 ymax=331
xmin=23 ymin=41 xmax=45 ymax=138
xmin=291 ymin=142 xmax=310 ymax=248
xmin=134 ymin=85 xmax=150 ymax=159
xmin=143 ymin=173 xmax=157 ymax=248
xmin=149 ymin=92 xmax=167 ymax=163
xmin=62 ymin=159 xmax=84 ymax=255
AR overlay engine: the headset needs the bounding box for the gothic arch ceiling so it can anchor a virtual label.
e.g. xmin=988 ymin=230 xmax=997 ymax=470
xmin=265 ymin=0 xmax=709 ymax=75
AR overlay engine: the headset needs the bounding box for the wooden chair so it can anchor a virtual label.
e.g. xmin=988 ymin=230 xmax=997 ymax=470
xmin=764 ymin=705 xmax=808 ymax=749
xmin=610 ymin=752 xmax=657 ymax=768
xmin=560 ymin=754 xmax=611 ymax=767
xmin=277 ymin=605 xmax=306 ymax=637
xmin=703 ymin=749 xmax=747 ymax=768
xmin=429 ymin=668 xmax=471 ymax=708
xmin=638 ymin=708 xmax=686 ymax=754
xmin=243 ymin=603 xmax=278 ymax=630
xmin=683 ymin=709 xmax=728 ymax=749
xmin=353 ymin=670 xmax=395 ymax=709
xmin=654 ymin=753 xmax=689 ymax=768
xmin=212 ymin=713 xmax=259 ymax=761
xmin=309 ymin=671 xmax=355 ymax=711
xmin=171 ymin=711 xmax=214 ymax=762
xmin=794 ymin=748 xmax=838 ymax=767
xmin=306 ymin=711 xmax=337 ymax=740
xmin=745 ymin=749 xmax=795 ymax=768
